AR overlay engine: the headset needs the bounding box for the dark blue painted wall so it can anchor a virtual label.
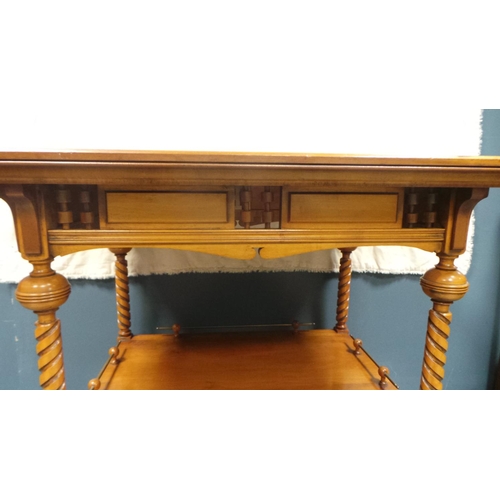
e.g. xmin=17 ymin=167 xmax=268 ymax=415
xmin=1 ymin=110 xmax=499 ymax=389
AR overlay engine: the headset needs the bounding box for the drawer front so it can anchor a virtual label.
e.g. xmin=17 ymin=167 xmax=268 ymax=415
xmin=100 ymin=189 xmax=234 ymax=229
xmin=282 ymin=189 xmax=403 ymax=228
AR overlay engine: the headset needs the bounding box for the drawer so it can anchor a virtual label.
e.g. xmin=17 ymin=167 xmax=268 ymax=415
xmin=99 ymin=188 xmax=234 ymax=229
xmin=282 ymin=188 xmax=404 ymax=228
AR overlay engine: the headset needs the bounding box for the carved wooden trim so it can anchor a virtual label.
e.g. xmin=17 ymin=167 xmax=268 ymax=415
xmin=79 ymin=185 xmax=94 ymax=229
xmin=236 ymin=186 xmax=281 ymax=228
xmin=240 ymin=187 xmax=252 ymax=229
xmin=49 ymin=228 xmax=446 ymax=260
xmin=262 ymin=187 xmax=273 ymax=229
xmin=403 ymin=188 xmax=440 ymax=228
xmin=57 ymin=185 xmax=73 ymax=229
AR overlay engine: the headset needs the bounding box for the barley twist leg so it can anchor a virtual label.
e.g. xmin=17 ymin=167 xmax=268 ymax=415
xmin=110 ymin=248 xmax=133 ymax=340
xmin=420 ymin=304 xmax=452 ymax=390
xmin=35 ymin=313 xmax=66 ymax=389
xmin=16 ymin=259 xmax=71 ymax=390
xmin=420 ymin=255 xmax=468 ymax=390
xmin=334 ymin=248 xmax=356 ymax=333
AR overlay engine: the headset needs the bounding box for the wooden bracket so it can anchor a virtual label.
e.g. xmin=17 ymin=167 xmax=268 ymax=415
xmin=0 ymin=185 xmax=47 ymax=258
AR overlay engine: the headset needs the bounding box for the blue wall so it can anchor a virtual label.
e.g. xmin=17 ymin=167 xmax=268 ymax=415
xmin=1 ymin=110 xmax=500 ymax=390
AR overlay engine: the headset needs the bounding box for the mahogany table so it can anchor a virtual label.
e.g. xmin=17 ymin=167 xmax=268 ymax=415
xmin=1 ymin=151 xmax=500 ymax=390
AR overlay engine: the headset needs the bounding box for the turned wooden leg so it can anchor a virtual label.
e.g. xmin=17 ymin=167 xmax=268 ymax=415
xmin=334 ymin=248 xmax=356 ymax=333
xmin=420 ymin=254 xmax=469 ymax=390
xmin=16 ymin=259 xmax=71 ymax=390
xmin=110 ymin=248 xmax=133 ymax=341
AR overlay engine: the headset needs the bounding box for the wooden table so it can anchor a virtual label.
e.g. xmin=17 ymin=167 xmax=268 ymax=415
xmin=1 ymin=151 xmax=500 ymax=390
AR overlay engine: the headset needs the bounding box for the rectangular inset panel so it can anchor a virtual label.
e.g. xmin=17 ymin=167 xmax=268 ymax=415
xmin=283 ymin=190 xmax=403 ymax=228
xmin=101 ymin=190 xmax=233 ymax=229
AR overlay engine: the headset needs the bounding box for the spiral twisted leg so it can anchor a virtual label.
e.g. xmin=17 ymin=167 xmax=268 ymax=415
xmin=420 ymin=304 xmax=451 ymax=390
xmin=334 ymin=248 xmax=356 ymax=333
xmin=16 ymin=260 xmax=71 ymax=390
xmin=420 ymin=255 xmax=468 ymax=390
xmin=35 ymin=313 xmax=66 ymax=389
xmin=110 ymin=248 xmax=133 ymax=340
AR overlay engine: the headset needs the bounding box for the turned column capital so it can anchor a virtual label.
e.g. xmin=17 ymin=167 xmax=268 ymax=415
xmin=420 ymin=255 xmax=469 ymax=303
xmin=16 ymin=260 xmax=71 ymax=312
xmin=109 ymin=248 xmax=132 ymax=256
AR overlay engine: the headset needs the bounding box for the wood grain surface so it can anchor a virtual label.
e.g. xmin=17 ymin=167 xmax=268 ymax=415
xmin=97 ymin=330 xmax=397 ymax=390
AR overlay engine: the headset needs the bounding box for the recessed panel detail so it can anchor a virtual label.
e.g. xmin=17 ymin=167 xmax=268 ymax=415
xmin=283 ymin=190 xmax=403 ymax=228
xmin=101 ymin=190 xmax=233 ymax=229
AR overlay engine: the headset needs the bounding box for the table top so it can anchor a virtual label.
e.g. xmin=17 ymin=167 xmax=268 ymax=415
xmin=1 ymin=150 xmax=500 ymax=188
xmin=2 ymin=149 xmax=500 ymax=165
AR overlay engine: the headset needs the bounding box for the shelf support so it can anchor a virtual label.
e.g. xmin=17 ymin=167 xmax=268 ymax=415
xmin=334 ymin=248 xmax=356 ymax=334
xmin=110 ymin=248 xmax=133 ymax=341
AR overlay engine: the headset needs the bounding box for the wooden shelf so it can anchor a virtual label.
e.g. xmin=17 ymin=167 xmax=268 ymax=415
xmin=94 ymin=329 xmax=397 ymax=390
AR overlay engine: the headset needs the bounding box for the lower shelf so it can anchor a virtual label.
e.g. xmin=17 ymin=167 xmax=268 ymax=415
xmin=92 ymin=329 xmax=396 ymax=390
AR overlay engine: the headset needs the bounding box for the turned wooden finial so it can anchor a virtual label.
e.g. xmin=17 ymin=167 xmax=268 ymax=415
xmin=88 ymin=378 xmax=101 ymax=390
xmin=353 ymin=338 xmax=363 ymax=355
xmin=108 ymin=346 xmax=120 ymax=365
xmin=378 ymin=366 xmax=390 ymax=389
xmin=172 ymin=324 xmax=181 ymax=337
